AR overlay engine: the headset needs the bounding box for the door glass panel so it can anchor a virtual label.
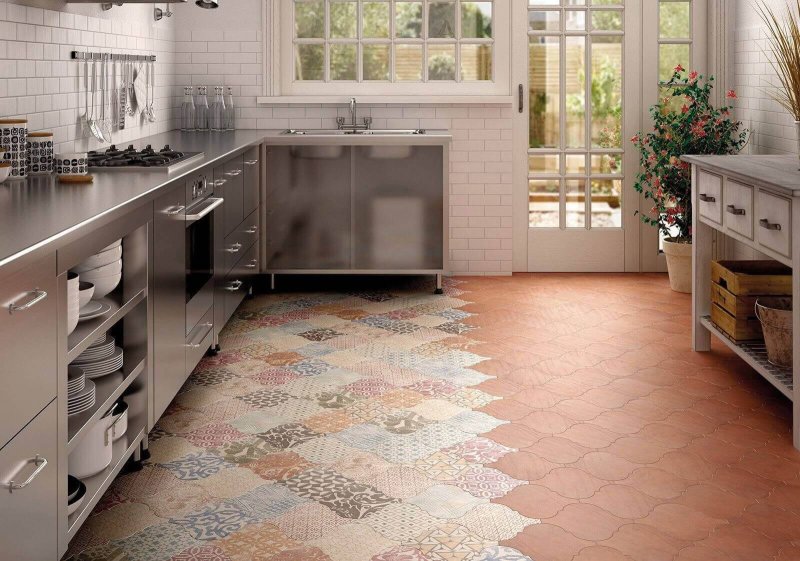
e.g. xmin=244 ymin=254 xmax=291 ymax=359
xmin=659 ymin=1 xmax=690 ymax=39
xmin=659 ymin=43 xmax=690 ymax=81
xmin=565 ymin=10 xmax=586 ymax=30
xmin=566 ymin=154 xmax=586 ymax=174
xmin=529 ymin=179 xmax=560 ymax=227
xmin=461 ymin=44 xmax=493 ymax=81
xmin=591 ymin=153 xmax=622 ymax=174
xmin=591 ymin=36 xmax=622 ymax=148
xmin=529 ymin=37 xmax=560 ymax=149
xmin=565 ymin=36 xmax=586 ymax=148
xmin=591 ymin=0 xmax=622 ymax=5
xmin=566 ymin=179 xmax=586 ymax=227
xmin=591 ymin=179 xmax=622 ymax=227
xmin=591 ymin=10 xmax=622 ymax=31
xmin=529 ymin=11 xmax=560 ymax=31
xmin=462 ymin=2 xmax=493 ymax=38
xmin=529 ymin=153 xmax=559 ymax=174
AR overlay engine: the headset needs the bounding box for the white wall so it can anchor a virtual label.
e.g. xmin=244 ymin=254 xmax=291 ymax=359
xmin=171 ymin=1 xmax=513 ymax=276
xmin=734 ymin=0 xmax=798 ymax=155
xmin=0 ymin=0 xmax=178 ymax=153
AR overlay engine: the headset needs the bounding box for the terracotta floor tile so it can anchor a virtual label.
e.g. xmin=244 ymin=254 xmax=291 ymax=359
xmin=518 ymin=411 xmax=573 ymax=435
xmin=599 ymin=523 xmax=688 ymax=561
xmin=734 ymin=502 xmax=800 ymax=541
xmin=550 ymin=398 xmax=606 ymax=422
xmin=525 ymin=436 xmax=590 ymax=464
xmin=699 ymin=525 xmax=783 ymax=561
xmin=674 ymin=544 xmax=739 ymax=561
xmin=532 ymin=467 xmax=607 ymax=499
xmin=574 ymin=452 xmax=638 ymax=482
xmin=675 ymin=484 xmax=751 ymax=520
xmin=493 ymin=484 xmax=574 ymax=519
xmin=572 ymin=545 xmax=637 ymax=561
xmin=620 ymin=467 xmax=689 ymax=500
xmin=489 ymin=451 xmax=558 ymax=482
xmin=651 ymin=450 xmax=716 ymax=482
xmin=582 ymin=484 xmax=660 ymax=519
xmin=500 ymin=523 xmax=592 ymax=561
xmin=708 ymin=466 xmax=778 ymax=500
xmin=479 ymin=399 xmax=533 ymax=421
xmin=559 ymin=423 xmax=622 ymax=449
xmin=603 ymin=436 xmax=671 ymax=464
xmin=483 ymin=422 xmax=544 ymax=449
xmin=638 ymin=503 xmax=726 ymax=541
xmin=547 ymin=503 xmax=627 ymax=541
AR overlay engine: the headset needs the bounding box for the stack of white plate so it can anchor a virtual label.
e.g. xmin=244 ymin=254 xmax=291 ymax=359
xmin=72 ymin=240 xmax=122 ymax=300
xmin=67 ymin=366 xmax=86 ymax=397
xmin=74 ymin=335 xmax=116 ymax=363
xmin=72 ymin=347 xmax=124 ymax=380
xmin=68 ymin=379 xmax=96 ymax=416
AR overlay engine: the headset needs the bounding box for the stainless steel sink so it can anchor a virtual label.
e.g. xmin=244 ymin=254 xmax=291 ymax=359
xmin=282 ymin=129 xmax=427 ymax=136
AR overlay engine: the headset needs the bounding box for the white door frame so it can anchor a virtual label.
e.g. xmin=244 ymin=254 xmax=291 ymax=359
xmin=512 ymin=0 xmax=642 ymax=273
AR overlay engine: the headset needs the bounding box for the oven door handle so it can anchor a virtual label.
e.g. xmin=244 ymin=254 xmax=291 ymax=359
xmin=184 ymin=197 xmax=224 ymax=222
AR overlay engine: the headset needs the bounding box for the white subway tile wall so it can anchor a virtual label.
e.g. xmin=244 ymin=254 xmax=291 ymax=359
xmin=734 ymin=0 xmax=799 ymax=156
xmin=174 ymin=24 xmax=514 ymax=276
xmin=0 ymin=0 xmax=178 ymax=153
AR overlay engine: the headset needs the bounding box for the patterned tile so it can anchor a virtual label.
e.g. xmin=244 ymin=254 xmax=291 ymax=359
xmin=452 ymin=466 xmax=525 ymax=499
xmin=170 ymin=500 xmax=258 ymax=541
xmin=112 ymin=522 xmax=198 ymax=561
xmin=170 ymin=545 xmax=233 ymax=561
xmin=245 ymin=451 xmax=312 ymax=482
xmin=214 ymin=437 xmax=276 ymax=466
xmin=374 ymin=411 xmax=431 ymax=435
xmin=371 ymin=547 xmax=432 ymax=561
xmin=274 ymin=502 xmax=348 ymax=542
xmin=453 ymin=504 xmax=539 ymax=541
xmin=410 ymin=523 xmax=488 ymax=561
xmin=237 ymin=389 xmax=292 ymax=409
xmin=363 ymin=502 xmax=443 ymax=542
xmin=472 ymin=547 xmax=534 ymax=561
xmin=160 ymin=452 xmax=234 ymax=481
xmin=299 ymin=328 xmax=343 ymax=342
xmin=218 ymin=522 xmax=300 ymax=561
xmin=237 ymin=483 xmax=309 ymax=520
xmin=309 ymin=522 xmax=396 ymax=561
xmin=408 ymin=485 xmax=488 ymax=519
xmin=258 ymin=423 xmax=320 ymax=450
xmin=183 ymin=423 xmax=247 ymax=448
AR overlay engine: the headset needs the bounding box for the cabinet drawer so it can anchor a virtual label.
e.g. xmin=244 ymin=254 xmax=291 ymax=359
xmin=0 ymin=400 xmax=58 ymax=561
xmin=223 ymin=243 xmax=258 ymax=325
xmin=0 ymin=254 xmax=57 ymax=448
xmin=756 ymin=190 xmax=792 ymax=258
xmin=697 ymin=170 xmax=723 ymax=224
xmin=723 ymin=179 xmax=754 ymax=239
xmin=223 ymin=156 xmax=244 ymax=237
xmin=186 ymin=307 xmax=214 ymax=376
xmin=242 ymin=146 xmax=260 ymax=219
xmin=223 ymin=209 xmax=259 ymax=274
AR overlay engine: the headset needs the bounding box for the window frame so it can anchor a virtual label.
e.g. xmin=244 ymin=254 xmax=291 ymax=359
xmin=260 ymin=0 xmax=512 ymax=103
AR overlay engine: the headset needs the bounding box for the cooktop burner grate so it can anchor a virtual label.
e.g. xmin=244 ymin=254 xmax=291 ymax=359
xmin=88 ymin=145 xmax=204 ymax=172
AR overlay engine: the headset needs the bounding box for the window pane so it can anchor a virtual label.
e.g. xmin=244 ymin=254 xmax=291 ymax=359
xmin=529 ymin=153 xmax=559 ymax=174
xmin=429 ymin=2 xmax=456 ymax=38
xmin=659 ymin=43 xmax=690 ymax=81
xmin=591 ymin=10 xmax=622 ymax=31
xmin=295 ymin=44 xmax=325 ymax=80
xmin=295 ymin=0 xmax=325 ymax=38
xmin=462 ymin=2 xmax=492 ymax=38
xmin=591 ymin=36 xmax=622 ymax=148
xmin=330 ymin=43 xmax=357 ymax=80
xmin=659 ymin=1 xmax=690 ymax=39
xmin=565 ymin=10 xmax=586 ymax=31
xmin=591 ymin=0 xmax=622 ymax=4
xmin=396 ymin=1 xmax=423 ymax=38
xmin=364 ymin=2 xmax=390 ymax=38
xmin=529 ymin=36 xmax=560 ymax=149
xmin=428 ymin=44 xmax=456 ymax=80
xmin=331 ymin=1 xmax=357 ymax=38
xmin=529 ymin=0 xmax=560 ymax=5
xmin=565 ymin=36 xmax=586 ymax=148
xmin=364 ymin=44 xmax=390 ymax=80
xmin=396 ymin=44 xmax=423 ymax=80
xmin=529 ymin=179 xmax=560 ymax=228
xmin=566 ymin=154 xmax=586 ymax=174
xmin=529 ymin=11 xmax=560 ymax=32
xmin=591 ymin=179 xmax=622 ymax=227
xmin=566 ymin=179 xmax=586 ymax=228
xmin=591 ymin=153 xmax=622 ymax=174
xmin=461 ymin=44 xmax=492 ymax=80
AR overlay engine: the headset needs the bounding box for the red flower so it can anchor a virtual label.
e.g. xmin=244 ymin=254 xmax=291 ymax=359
xmin=674 ymin=64 xmax=685 ymax=73
xmin=726 ymin=90 xmax=737 ymax=99
xmin=631 ymin=134 xmax=640 ymax=143
xmin=689 ymin=71 xmax=698 ymax=82
xmin=681 ymin=105 xmax=690 ymax=114
xmin=690 ymin=120 xmax=708 ymax=138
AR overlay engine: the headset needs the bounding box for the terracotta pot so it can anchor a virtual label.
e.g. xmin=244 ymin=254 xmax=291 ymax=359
xmin=663 ymin=237 xmax=692 ymax=293
xmin=755 ymin=297 xmax=793 ymax=368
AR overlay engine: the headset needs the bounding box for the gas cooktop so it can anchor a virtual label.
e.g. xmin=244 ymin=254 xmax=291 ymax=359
xmin=88 ymin=145 xmax=204 ymax=173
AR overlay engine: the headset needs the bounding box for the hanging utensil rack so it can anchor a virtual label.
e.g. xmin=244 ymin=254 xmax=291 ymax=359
xmin=71 ymin=51 xmax=156 ymax=62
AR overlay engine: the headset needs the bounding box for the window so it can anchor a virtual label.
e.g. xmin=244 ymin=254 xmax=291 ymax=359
xmin=265 ymin=0 xmax=510 ymax=99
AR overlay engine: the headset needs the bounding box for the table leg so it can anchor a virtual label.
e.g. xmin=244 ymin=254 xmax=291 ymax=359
xmin=692 ymin=165 xmax=712 ymax=352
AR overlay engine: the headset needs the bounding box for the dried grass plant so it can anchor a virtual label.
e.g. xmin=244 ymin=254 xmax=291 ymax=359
xmin=756 ymin=0 xmax=800 ymax=120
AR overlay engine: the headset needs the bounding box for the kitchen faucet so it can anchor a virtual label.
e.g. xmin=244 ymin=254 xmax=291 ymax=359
xmin=337 ymin=97 xmax=372 ymax=132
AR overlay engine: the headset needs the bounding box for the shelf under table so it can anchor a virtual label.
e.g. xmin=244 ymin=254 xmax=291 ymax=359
xmin=701 ymin=316 xmax=794 ymax=401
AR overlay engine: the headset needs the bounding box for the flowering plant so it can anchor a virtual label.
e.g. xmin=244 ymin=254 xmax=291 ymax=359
xmin=633 ymin=67 xmax=748 ymax=241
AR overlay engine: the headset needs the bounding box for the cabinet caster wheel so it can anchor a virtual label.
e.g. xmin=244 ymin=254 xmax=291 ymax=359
xmin=207 ymin=346 xmax=218 ymax=356
xmin=121 ymin=457 xmax=144 ymax=474
xmin=215 ymin=344 xmax=221 ymax=352
xmin=434 ymin=288 xmax=443 ymax=295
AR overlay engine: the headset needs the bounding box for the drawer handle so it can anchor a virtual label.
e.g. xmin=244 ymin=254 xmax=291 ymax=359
xmin=726 ymin=205 xmax=746 ymax=216
xmin=759 ymin=218 xmax=782 ymax=231
xmin=244 ymin=159 xmax=259 ymax=166
xmin=698 ymin=194 xmax=716 ymax=203
xmin=224 ymin=280 xmax=243 ymax=292
xmin=225 ymin=170 xmax=242 ymax=177
xmin=2 ymin=455 xmax=48 ymax=493
xmin=245 ymin=226 xmax=258 ymax=234
xmin=8 ymin=289 xmax=48 ymax=315
xmin=186 ymin=322 xmax=213 ymax=349
xmin=215 ymin=179 xmax=227 ymax=187
xmin=163 ymin=205 xmax=186 ymax=216
xmin=225 ymin=243 xmax=242 ymax=254
xmin=245 ymin=259 xmax=258 ymax=269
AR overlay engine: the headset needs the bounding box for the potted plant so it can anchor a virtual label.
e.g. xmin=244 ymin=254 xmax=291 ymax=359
xmin=633 ymin=66 xmax=748 ymax=293
xmin=757 ymin=0 xmax=800 ymax=164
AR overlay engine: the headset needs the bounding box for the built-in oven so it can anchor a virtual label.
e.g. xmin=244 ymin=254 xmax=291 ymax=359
xmin=184 ymin=175 xmax=224 ymax=336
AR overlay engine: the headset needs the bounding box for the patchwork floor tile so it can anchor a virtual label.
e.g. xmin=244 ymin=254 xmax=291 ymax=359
xmin=408 ymin=485 xmax=488 ymax=519
xmin=170 ymin=500 xmax=258 ymax=541
xmin=308 ymin=522 xmax=396 ymax=561
xmin=245 ymin=451 xmax=312 ymax=482
xmin=410 ymin=523 xmax=488 ymax=561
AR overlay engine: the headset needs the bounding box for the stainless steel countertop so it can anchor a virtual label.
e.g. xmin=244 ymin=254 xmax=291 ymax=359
xmin=681 ymin=154 xmax=800 ymax=197
xmin=0 ymin=129 xmax=452 ymax=269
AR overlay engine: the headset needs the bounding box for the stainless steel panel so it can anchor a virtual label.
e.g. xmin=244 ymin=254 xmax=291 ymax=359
xmin=223 ymin=243 xmax=258 ymax=326
xmin=353 ymin=146 xmax=444 ymax=270
xmin=213 ymin=163 xmax=227 ymax=348
xmin=223 ymin=156 xmax=244 ymax=237
xmin=186 ymin=279 xmax=213 ymax=337
xmin=0 ymin=400 xmax=58 ymax=561
xmin=152 ymin=184 xmax=186 ymax=422
xmin=186 ymin=307 xmax=214 ymax=376
xmin=265 ymin=145 xmax=352 ymax=270
xmin=0 ymin=253 xmax=57 ymax=448
xmin=223 ymin=209 xmax=259 ymax=274
xmin=242 ymin=146 xmax=260 ymax=220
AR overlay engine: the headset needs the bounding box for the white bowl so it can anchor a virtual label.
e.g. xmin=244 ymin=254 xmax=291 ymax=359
xmin=102 ymin=239 xmax=122 ymax=252
xmin=75 ymin=259 xmax=122 ymax=278
xmin=67 ymin=272 xmax=80 ymax=335
xmin=78 ymin=282 xmax=95 ymax=308
xmin=74 ymin=246 xmax=123 ymax=273
xmin=84 ymin=273 xmax=121 ymax=299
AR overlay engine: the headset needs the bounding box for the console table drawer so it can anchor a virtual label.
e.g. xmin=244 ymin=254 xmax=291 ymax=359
xmin=724 ymin=179 xmax=754 ymax=239
xmin=756 ymin=190 xmax=791 ymax=258
xmin=697 ymin=170 xmax=723 ymax=224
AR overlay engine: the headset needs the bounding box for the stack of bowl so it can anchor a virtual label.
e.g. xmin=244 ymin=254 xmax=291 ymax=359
xmin=67 ymin=272 xmax=80 ymax=335
xmin=72 ymin=240 xmax=122 ymax=299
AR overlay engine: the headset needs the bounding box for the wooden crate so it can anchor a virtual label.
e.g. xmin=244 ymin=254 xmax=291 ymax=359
xmin=711 ymin=260 xmax=792 ymax=296
xmin=711 ymin=281 xmax=759 ymax=318
xmin=711 ymin=302 xmax=764 ymax=342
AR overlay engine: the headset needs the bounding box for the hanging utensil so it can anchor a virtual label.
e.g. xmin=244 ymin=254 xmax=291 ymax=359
xmin=87 ymin=56 xmax=105 ymax=142
xmin=146 ymin=58 xmax=156 ymax=122
xmin=126 ymin=58 xmax=135 ymax=117
xmin=118 ymin=57 xmax=126 ymax=129
xmin=100 ymin=54 xmax=112 ymax=140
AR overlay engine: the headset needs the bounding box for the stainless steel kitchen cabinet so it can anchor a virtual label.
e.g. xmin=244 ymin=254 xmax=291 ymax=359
xmin=242 ymin=147 xmax=260 ymax=220
xmin=0 ymin=399 xmax=58 ymax=561
xmin=222 ymin=242 xmax=258 ymax=327
xmin=223 ymin=156 xmax=244 ymax=237
xmin=152 ymin=183 xmax=186 ymax=422
xmin=0 ymin=253 xmax=57 ymax=449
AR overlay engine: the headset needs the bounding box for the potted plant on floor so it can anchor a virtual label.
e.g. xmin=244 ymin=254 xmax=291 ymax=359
xmin=633 ymin=66 xmax=748 ymax=293
xmin=757 ymin=0 xmax=800 ymax=166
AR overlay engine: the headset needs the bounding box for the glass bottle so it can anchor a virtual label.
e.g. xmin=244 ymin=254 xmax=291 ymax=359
xmin=180 ymin=87 xmax=196 ymax=131
xmin=195 ymin=86 xmax=209 ymax=131
xmin=209 ymin=86 xmax=226 ymax=132
xmin=224 ymin=87 xmax=235 ymax=130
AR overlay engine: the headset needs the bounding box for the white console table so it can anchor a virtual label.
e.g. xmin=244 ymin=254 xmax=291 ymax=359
xmin=684 ymin=154 xmax=800 ymax=450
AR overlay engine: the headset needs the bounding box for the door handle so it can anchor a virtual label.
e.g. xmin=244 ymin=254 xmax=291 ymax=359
xmin=225 ymin=170 xmax=242 ymax=177
xmin=184 ymin=197 xmax=224 ymax=222
xmin=185 ymin=322 xmax=213 ymax=348
xmin=245 ymin=259 xmax=258 ymax=269
xmin=759 ymin=218 xmax=782 ymax=231
xmin=2 ymin=455 xmax=48 ymax=492
xmin=244 ymin=159 xmax=258 ymax=166
xmin=518 ymin=84 xmax=524 ymax=113
xmin=726 ymin=205 xmax=745 ymax=216
xmin=214 ymin=179 xmax=227 ymax=187
xmin=698 ymin=194 xmax=716 ymax=203
xmin=224 ymin=243 xmax=242 ymax=254
xmin=245 ymin=226 xmax=258 ymax=234
xmin=163 ymin=205 xmax=186 ymax=216
xmin=8 ymin=290 xmax=48 ymax=315
xmin=224 ymin=280 xmax=243 ymax=292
